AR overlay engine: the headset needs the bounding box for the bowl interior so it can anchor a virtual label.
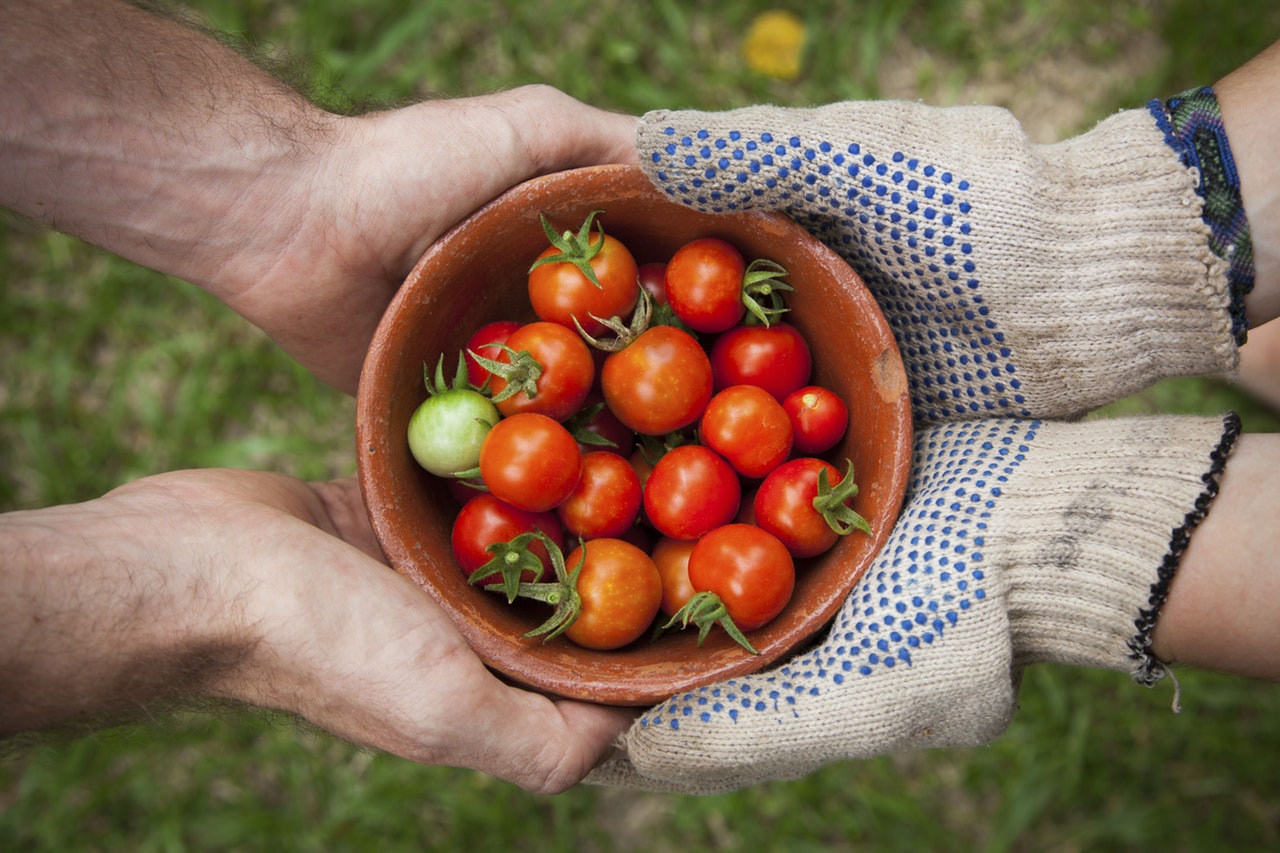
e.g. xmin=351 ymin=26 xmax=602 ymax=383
xmin=356 ymin=164 xmax=911 ymax=706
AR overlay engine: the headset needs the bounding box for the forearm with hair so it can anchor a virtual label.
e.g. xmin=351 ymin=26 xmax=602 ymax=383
xmin=0 ymin=0 xmax=336 ymax=300
xmin=0 ymin=499 xmax=251 ymax=737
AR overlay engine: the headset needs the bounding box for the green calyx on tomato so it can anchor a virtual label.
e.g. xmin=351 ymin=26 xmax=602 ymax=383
xmin=529 ymin=209 xmax=609 ymax=290
xmin=574 ymin=283 xmax=654 ymax=352
xmin=742 ymin=256 xmax=788 ymax=325
xmin=562 ymin=400 xmax=620 ymax=451
xmin=632 ymin=429 xmax=691 ymax=467
xmin=467 ymin=344 xmax=542 ymax=406
xmin=486 ymin=531 xmax=585 ymax=642
xmin=815 ymin=459 xmax=872 ymax=536
xmin=661 ymin=591 xmax=759 ymax=655
xmin=740 ymin=258 xmax=793 ymax=327
xmin=466 ymin=530 xmax=549 ymax=603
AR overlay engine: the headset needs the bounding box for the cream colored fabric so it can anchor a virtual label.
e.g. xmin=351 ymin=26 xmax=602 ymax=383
xmin=637 ymin=103 xmax=1237 ymax=422
xmin=587 ymin=415 xmax=1237 ymax=794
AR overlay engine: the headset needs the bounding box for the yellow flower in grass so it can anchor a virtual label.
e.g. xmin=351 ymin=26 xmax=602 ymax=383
xmin=742 ymin=10 xmax=807 ymax=80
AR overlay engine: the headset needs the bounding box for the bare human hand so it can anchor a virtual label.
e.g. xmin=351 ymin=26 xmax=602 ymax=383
xmin=0 ymin=470 xmax=635 ymax=793
xmin=0 ymin=0 xmax=640 ymax=393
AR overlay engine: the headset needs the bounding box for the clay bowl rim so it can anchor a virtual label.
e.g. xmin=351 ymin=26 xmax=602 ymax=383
xmin=355 ymin=163 xmax=912 ymax=706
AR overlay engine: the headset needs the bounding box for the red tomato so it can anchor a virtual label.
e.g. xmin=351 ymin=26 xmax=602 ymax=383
xmin=627 ymin=446 xmax=657 ymax=494
xmin=687 ymin=523 xmax=795 ymax=631
xmin=451 ymin=493 xmax=564 ymax=586
xmin=446 ymin=475 xmax=487 ymax=506
xmin=735 ymin=486 xmax=758 ymax=524
xmin=556 ymin=451 xmax=643 ymax=540
xmin=568 ymin=392 xmax=636 ymax=457
xmin=651 ymin=536 xmax=698 ymax=617
xmin=488 ymin=321 xmax=594 ymax=422
xmin=463 ymin=319 xmax=520 ymax=389
xmin=709 ymin=322 xmax=812 ymax=401
xmin=643 ymin=444 xmax=740 ymax=540
xmin=636 ymin=262 xmax=669 ymax=307
xmin=528 ymin=216 xmax=639 ymax=337
xmin=754 ymin=457 xmax=847 ymax=558
xmin=783 ymin=385 xmax=850 ymax=455
xmin=639 ymin=260 xmax=693 ymax=329
xmin=699 ymin=384 xmax=793 ymax=478
xmin=616 ymin=521 xmax=655 ymax=554
xmin=601 ymin=325 xmax=713 ymax=435
xmin=479 ymin=412 xmax=582 ymax=512
xmin=563 ymin=538 xmax=663 ymax=650
xmin=663 ymin=237 xmax=747 ymax=333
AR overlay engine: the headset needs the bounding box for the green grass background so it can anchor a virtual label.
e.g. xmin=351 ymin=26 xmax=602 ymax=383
xmin=4 ymin=1 xmax=1280 ymax=850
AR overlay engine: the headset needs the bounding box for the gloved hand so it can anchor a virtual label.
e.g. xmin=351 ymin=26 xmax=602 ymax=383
xmin=586 ymin=90 xmax=1253 ymax=793
xmin=588 ymin=413 xmax=1239 ymax=793
xmin=634 ymin=92 xmax=1251 ymax=421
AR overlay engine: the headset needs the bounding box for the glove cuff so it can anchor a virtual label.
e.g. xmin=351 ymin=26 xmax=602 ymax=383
xmin=998 ymin=413 xmax=1241 ymax=682
xmin=1150 ymin=86 xmax=1255 ymax=345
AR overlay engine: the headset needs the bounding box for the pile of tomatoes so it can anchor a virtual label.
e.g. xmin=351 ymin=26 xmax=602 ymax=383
xmin=407 ymin=211 xmax=868 ymax=653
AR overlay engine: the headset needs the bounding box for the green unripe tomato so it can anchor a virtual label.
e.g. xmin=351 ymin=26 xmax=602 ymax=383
xmin=407 ymin=388 xmax=501 ymax=477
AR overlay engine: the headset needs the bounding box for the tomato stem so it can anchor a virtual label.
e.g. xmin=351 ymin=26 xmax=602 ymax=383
xmin=424 ymin=351 xmax=481 ymax=396
xmin=741 ymin=258 xmax=793 ymax=327
xmin=814 ymin=459 xmax=873 ymax=536
xmin=529 ymin=210 xmax=608 ymax=290
xmin=663 ymin=591 xmax=759 ymax=655
xmin=467 ymin=531 xmax=547 ymax=603
xmin=467 ymin=344 xmax=544 ymax=405
xmin=563 ymin=401 xmax=620 ymax=450
xmin=486 ymin=532 xmax=586 ymax=642
xmin=574 ymin=283 xmax=652 ymax=352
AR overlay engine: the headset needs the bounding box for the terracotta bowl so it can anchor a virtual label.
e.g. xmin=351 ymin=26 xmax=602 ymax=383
xmin=356 ymin=164 xmax=912 ymax=706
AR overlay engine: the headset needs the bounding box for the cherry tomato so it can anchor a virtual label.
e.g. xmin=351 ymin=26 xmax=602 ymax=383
xmin=643 ymin=444 xmax=740 ymax=540
xmin=446 ymin=475 xmax=487 ymax=506
xmin=563 ymin=538 xmax=663 ymax=650
xmin=601 ymin=325 xmax=713 ymax=435
xmin=663 ymin=237 xmax=747 ymax=333
xmin=479 ymin=412 xmax=582 ymax=512
xmin=463 ymin=319 xmax=520 ymax=389
xmin=528 ymin=215 xmax=639 ymax=337
xmin=567 ymin=392 xmax=636 ymax=457
xmin=636 ymin=262 xmax=669 ymax=307
xmin=616 ymin=521 xmax=655 ymax=554
xmin=687 ymin=523 xmax=795 ymax=631
xmin=627 ymin=446 xmax=657 ymax=494
xmin=487 ymin=321 xmax=594 ymax=422
xmin=783 ymin=385 xmax=850 ymax=456
xmin=754 ymin=457 xmax=847 ymax=558
xmin=451 ymin=493 xmax=564 ymax=586
xmin=735 ymin=486 xmax=758 ymax=524
xmin=556 ymin=451 xmax=643 ymax=540
xmin=709 ymin=321 xmax=812 ymax=401
xmin=651 ymin=536 xmax=698 ymax=617
xmin=699 ymin=384 xmax=793 ymax=479
xmin=406 ymin=386 xmax=500 ymax=478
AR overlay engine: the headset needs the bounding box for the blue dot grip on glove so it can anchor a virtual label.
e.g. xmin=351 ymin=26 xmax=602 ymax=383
xmin=588 ymin=413 xmax=1239 ymax=794
xmin=637 ymin=101 xmax=1239 ymax=423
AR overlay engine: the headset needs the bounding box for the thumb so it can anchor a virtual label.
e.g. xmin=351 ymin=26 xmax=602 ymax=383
xmin=479 ymin=83 xmax=640 ymax=179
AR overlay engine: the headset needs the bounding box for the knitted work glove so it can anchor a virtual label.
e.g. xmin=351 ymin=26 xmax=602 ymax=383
xmin=587 ymin=413 xmax=1240 ymax=794
xmin=637 ymin=89 xmax=1253 ymax=422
